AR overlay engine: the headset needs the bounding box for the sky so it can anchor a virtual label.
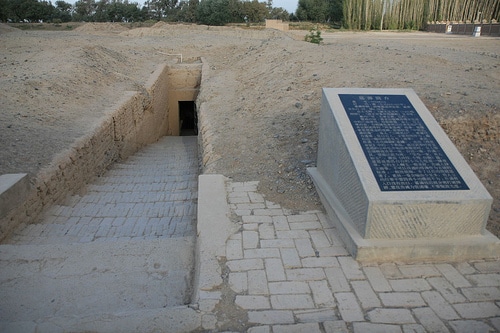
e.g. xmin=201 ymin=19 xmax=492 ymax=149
xmin=272 ymin=0 xmax=298 ymax=13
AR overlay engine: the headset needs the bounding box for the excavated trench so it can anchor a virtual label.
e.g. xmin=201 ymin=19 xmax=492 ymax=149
xmin=0 ymin=59 xmax=206 ymax=330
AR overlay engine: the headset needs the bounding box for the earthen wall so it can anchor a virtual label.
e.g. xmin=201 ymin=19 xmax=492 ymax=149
xmin=0 ymin=63 xmax=194 ymax=242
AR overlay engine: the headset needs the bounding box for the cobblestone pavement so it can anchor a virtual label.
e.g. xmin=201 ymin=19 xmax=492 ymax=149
xmin=221 ymin=181 xmax=500 ymax=333
xmin=5 ymin=136 xmax=198 ymax=245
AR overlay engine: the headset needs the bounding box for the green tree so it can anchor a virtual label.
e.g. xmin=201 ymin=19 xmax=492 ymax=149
xmin=74 ymin=0 xmax=96 ymax=21
xmin=268 ymin=6 xmax=289 ymax=20
xmin=241 ymin=0 xmax=267 ymax=22
xmin=177 ymin=0 xmax=198 ymax=22
xmin=296 ymin=0 xmax=328 ymax=22
xmin=195 ymin=0 xmax=231 ymax=25
xmin=54 ymin=0 xmax=72 ymax=22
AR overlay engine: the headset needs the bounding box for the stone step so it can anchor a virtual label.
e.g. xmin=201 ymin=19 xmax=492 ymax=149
xmin=0 ymin=237 xmax=196 ymax=331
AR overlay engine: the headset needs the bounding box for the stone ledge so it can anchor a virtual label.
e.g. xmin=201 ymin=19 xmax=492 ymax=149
xmin=0 ymin=174 xmax=29 ymax=219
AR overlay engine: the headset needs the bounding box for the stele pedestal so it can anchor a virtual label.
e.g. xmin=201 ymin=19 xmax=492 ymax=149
xmin=308 ymin=88 xmax=499 ymax=262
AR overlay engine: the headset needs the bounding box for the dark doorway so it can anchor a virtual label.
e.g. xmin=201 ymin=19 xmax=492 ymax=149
xmin=179 ymin=101 xmax=198 ymax=136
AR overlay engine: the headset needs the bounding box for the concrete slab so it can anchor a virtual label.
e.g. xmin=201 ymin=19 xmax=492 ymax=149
xmin=0 ymin=238 xmax=195 ymax=326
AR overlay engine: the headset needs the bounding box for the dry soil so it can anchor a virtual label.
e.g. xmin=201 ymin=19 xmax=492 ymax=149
xmin=1 ymin=22 xmax=499 ymax=237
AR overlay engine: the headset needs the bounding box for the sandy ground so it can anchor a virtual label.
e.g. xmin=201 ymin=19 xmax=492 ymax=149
xmin=0 ymin=22 xmax=499 ymax=237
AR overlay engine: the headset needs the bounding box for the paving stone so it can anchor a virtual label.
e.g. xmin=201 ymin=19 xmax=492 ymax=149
xmin=248 ymin=192 xmax=265 ymax=203
xmin=353 ymin=322 xmax=402 ymax=333
xmin=280 ymin=248 xmax=302 ymax=268
xmin=229 ymin=196 xmax=250 ymax=204
xmin=276 ymin=230 xmax=310 ymax=239
xmin=351 ymin=280 xmax=381 ymax=309
xmin=367 ymin=308 xmax=416 ymax=324
xmin=325 ymin=267 xmax=351 ymax=292
xmin=363 ymin=266 xmax=392 ymax=292
xmin=260 ymin=239 xmax=295 ymax=248
xmin=272 ymin=322 xmax=321 ymax=333
xmin=453 ymin=302 xmax=500 ymax=319
xmin=248 ymin=310 xmax=294 ymax=325
xmin=338 ymin=256 xmax=365 ymax=280
xmin=421 ymin=291 xmax=459 ymax=320
xmin=435 ymin=263 xmax=472 ymax=288
xmin=243 ymin=216 xmax=273 ymax=224
xmin=294 ymin=309 xmax=337 ymax=323
xmin=259 ymin=224 xmax=275 ymax=240
xmin=272 ymin=216 xmax=290 ymax=231
xmin=244 ymin=248 xmax=280 ymax=259
xmin=309 ymin=280 xmax=336 ymax=307
xmin=254 ymin=209 xmax=284 ymax=216
xmin=402 ymin=324 xmax=426 ymax=333
xmin=286 ymin=268 xmax=326 ymax=281
xmin=466 ymin=274 xmax=500 ymax=287
xmin=473 ymin=261 xmax=500 ymax=273
xmin=268 ymin=281 xmax=310 ymax=294
xmin=412 ymin=307 xmax=449 ymax=333
xmin=226 ymin=259 xmax=264 ymax=272
xmin=289 ymin=222 xmax=323 ymax=230
xmin=379 ymin=292 xmax=426 ymax=307
xmin=235 ymin=295 xmax=270 ymax=310
xmin=389 ymin=278 xmax=431 ymax=292
xmin=302 ymin=257 xmax=339 ymax=268
xmin=265 ymin=258 xmax=286 ymax=282
xmin=248 ymin=270 xmax=269 ymax=295
xmin=427 ymin=277 xmax=467 ymax=304
xmin=455 ymin=262 xmax=477 ymax=275
xmin=490 ymin=317 xmax=500 ymax=331
xmin=461 ymin=287 xmax=500 ymax=302
xmin=237 ymin=203 xmax=266 ymax=211
xmin=244 ymin=223 xmax=259 ymax=231
xmin=336 ymin=292 xmax=364 ymax=322
xmin=323 ymin=228 xmax=345 ymax=247
xmin=378 ymin=263 xmax=403 ymax=279
xmin=294 ymin=238 xmax=316 ymax=257
xmin=229 ymin=272 xmax=247 ymax=293
xmin=323 ymin=320 xmax=349 ymax=333
xmin=309 ymin=230 xmax=332 ymax=248
xmin=243 ymin=231 xmax=259 ymax=249
xmin=449 ymin=320 xmax=495 ymax=333
xmin=314 ymin=246 xmax=349 ymax=257
xmin=271 ymin=294 xmax=315 ymax=310
xmin=286 ymin=214 xmax=319 ymax=223
xmin=397 ymin=264 xmax=440 ymax=278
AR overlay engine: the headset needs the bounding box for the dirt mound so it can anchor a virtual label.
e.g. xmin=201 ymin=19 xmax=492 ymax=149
xmin=75 ymin=22 xmax=129 ymax=33
xmin=0 ymin=23 xmax=17 ymax=34
xmin=0 ymin=27 xmax=499 ymax=237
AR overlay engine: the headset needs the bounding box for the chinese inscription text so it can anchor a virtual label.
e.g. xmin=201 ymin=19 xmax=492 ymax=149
xmin=339 ymin=94 xmax=469 ymax=191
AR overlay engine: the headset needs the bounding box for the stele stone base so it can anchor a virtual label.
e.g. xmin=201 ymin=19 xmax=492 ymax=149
xmin=308 ymin=88 xmax=499 ymax=262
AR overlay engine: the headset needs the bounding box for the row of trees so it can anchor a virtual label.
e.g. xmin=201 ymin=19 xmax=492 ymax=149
xmin=0 ymin=0 xmax=289 ymax=24
xmin=1 ymin=0 xmax=498 ymax=28
xmin=339 ymin=0 xmax=499 ymax=30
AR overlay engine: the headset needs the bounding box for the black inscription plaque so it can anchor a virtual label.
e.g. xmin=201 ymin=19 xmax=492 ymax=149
xmin=339 ymin=94 xmax=469 ymax=192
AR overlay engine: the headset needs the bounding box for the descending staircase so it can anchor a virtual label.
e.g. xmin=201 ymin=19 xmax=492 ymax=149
xmin=0 ymin=136 xmax=201 ymax=332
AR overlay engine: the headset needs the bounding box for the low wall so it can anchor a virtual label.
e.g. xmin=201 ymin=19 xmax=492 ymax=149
xmin=0 ymin=64 xmax=172 ymax=242
xmin=427 ymin=22 xmax=500 ymax=37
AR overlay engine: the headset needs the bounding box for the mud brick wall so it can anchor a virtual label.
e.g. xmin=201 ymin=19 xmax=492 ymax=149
xmin=0 ymin=64 xmax=171 ymax=242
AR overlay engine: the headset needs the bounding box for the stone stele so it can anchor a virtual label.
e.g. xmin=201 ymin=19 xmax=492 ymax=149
xmin=308 ymin=88 xmax=499 ymax=262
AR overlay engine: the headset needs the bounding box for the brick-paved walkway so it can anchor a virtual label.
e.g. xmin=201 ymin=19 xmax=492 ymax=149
xmin=223 ymin=181 xmax=500 ymax=333
xmin=5 ymin=136 xmax=198 ymax=245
